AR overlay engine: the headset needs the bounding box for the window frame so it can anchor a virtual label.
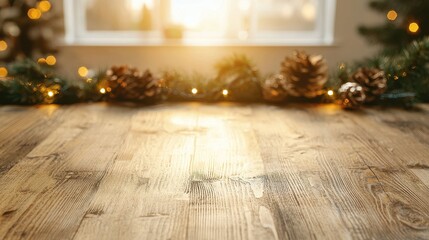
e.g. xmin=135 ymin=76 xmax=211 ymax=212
xmin=64 ymin=0 xmax=337 ymax=46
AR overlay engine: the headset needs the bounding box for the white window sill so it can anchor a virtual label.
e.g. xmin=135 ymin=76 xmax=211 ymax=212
xmin=60 ymin=38 xmax=337 ymax=47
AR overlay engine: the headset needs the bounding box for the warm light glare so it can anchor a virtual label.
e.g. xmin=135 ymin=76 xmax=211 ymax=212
xmin=301 ymin=3 xmax=316 ymax=21
xmin=409 ymin=22 xmax=420 ymax=33
xmin=78 ymin=66 xmax=89 ymax=77
xmin=28 ymin=8 xmax=42 ymax=20
xmin=222 ymin=89 xmax=229 ymax=96
xmin=239 ymin=0 xmax=251 ymax=12
xmin=46 ymin=55 xmax=56 ymax=66
xmin=129 ymin=0 xmax=153 ymax=9
xmin=38 ymin=1 xmax=51 ymax=12
xmin=327 ymin=90 xmax=334 ymax=96
xmin=100 ymin=88 xmax=106 ymax=94
xmin=386 ymin=10 xmax=397 ymax=21
xmin=170 ymin=0 xmax=226 ymax=29
xmin=0 ymin=67 xmax=8 ymax=78
xmin=47 ymin=91 xmax=54 ymax=97
xmin=191 ymin=88 xmax=198 ymax=94
xmin=0 ymin=40 xmax=7 ymax=51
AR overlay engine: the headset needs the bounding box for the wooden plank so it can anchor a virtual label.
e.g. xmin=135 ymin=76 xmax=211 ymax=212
xmin=186 ymin=104 xmax=273 ymax=240
xmin=0 ymin=105 xmax=67 ymax=174
xmin=311 ymin=106 xmax=429 ymax=238
xmin=0 ymin=105 xmax=133 ymax=239
xmin=251 ymin=104 xmax=429 ymax=239
xmin=251 ymin=105 xmax=354 ymax=240
xmin=0 ymin=103 xmax=428 ymax=239
xmin=73 ymin=104 xmax=196 ymax=240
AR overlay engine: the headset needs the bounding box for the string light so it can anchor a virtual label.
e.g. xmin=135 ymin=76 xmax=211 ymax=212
xmin=78 ymin=66 xmax=89 ymax=77
xmin=99 ymin=88 xmax=106 ymax=94
xmin=386 ymin=10 xmax=398 ymax=21
xmin=0 ymin=67 xmax=7 ymax=78
xmin=46 ymin=55 xmax=56 ymax=66
xmin=27 ymin=8 xmax=42 ymax=20
xmin=327 ymin=90 xmax=334 ymax=96
xmin=409 ymin=22 xmax=420 ymax=33
xmin=191 ymin=88 xmax=198 ymax=94
xmin=47 ymin=91 xmax=54 ymax=97
xmin=37 ymin=58 xmax=46 ymax=64
xmin=37 ymin=1 xmax=51 ymax=12
xmin=222 ymin=89 xmax=229 ymax=96
xmin=0 ymin=40 xmax=7 ymax=51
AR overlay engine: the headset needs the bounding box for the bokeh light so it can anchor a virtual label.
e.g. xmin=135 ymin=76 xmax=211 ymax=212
xmin=38 ymin=1 xmax=52 ymax=12
xmin=387 ymin=10 xmax=398 ymax=21
xmin=0 ymin=40 xmax=7 ymax=51
xmin=46 ymin=55 xmax=56 ymax=66
xmin=78 ymin=66 xmax=89 ymax=77
xmin=0 ymin=67 xmax=8 ymax=78
xmin=409 ymin=22 xmax=420 ymax=33
xmin=28 ymin=8 xmax=42 ymax=20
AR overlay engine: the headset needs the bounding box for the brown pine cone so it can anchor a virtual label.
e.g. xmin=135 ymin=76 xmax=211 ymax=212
xmin=351 ymin=68 xmax=387 ymax=102
xmin=281 ymin=51 xmax=328 ymax=98
xmin=103 ymin=65 xmax=162 ymax=102
xmin=262 ymin=74 xmax=288 ymax=102
xmin=338 ymin=82 xmax=366 ymax=109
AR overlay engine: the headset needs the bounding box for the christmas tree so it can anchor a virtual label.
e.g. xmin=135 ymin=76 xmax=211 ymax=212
xmin=359 ymin=0 xmax=429 ymax=53
xmin=0 ymin=0 xmax=58 ymax=63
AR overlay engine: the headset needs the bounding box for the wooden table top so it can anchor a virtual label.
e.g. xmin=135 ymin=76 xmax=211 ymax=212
xmin=0 ymin=103 xmax=428 ymax=240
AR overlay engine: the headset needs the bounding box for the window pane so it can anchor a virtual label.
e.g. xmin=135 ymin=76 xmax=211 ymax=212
xmin=255 ymin=0 xmax=317 ymax=31
xmin=85 ymin=0 xmax=155 ymax=31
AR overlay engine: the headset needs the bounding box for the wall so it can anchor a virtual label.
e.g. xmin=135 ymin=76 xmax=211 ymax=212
xmin=57 ymin=0 xmax=383 ymax=78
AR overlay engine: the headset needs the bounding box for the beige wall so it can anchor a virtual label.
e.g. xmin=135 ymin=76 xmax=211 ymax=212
xmin=57 ymin=0 xmax=382 ymax=78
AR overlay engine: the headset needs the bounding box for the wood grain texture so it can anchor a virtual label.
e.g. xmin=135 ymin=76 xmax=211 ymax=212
xmin=0 ymin=103 xmax=428 ymax=240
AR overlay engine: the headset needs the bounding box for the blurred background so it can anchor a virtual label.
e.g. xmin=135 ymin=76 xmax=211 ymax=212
xmin=0 ymin=0 xmax=427 ymax=77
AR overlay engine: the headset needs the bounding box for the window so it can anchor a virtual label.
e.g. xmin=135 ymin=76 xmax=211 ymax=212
xmin=64 ymin=0 xmax=336 ymax=46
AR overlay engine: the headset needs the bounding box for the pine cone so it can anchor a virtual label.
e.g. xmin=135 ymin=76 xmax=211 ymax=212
xmin=338 ymin=82 xmax=366 ymax=109
xmin=262 ymin=74 xmax=288 ymax=102
xmin=281 ymin=51 xmax=328 ymax=98
xmin=104 ymin=65 xmax=162 ymax=102
xmin=351 ymin=67 xmax=387 ymax=102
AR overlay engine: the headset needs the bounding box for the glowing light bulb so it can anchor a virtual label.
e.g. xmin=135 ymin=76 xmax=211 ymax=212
xmin=100 ymin=88 xmax=106 ymax=94
xmin=191 ymin=88 xmax=198 ymax=94
xmin=47 ymin=91 xmax=54 ymax=97
xmin=0 ymin=40 xmax=7 ymax=51
xmin=222 ymin=89 xmax=229 ymax=96
xmin=78 ymin=66 xmax=89 ymax=77
xmin=28 ymin=8 xmax=42 ymax=20
xmin=387 ymin=10 xmax=397 ymax=21
xmin=46 ymin=55 xmax=56 ymax=66
xmin=0 ymin=67 xmax=7 ymax=78
xmin=409 ymin=22 xmax=419 ymax=33
xmin=327 ymin=90 xmax=334 ymax=96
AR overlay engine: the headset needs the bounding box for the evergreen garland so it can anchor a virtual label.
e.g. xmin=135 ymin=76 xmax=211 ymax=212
xmin=0 ymin=37 xmax=428 ymax=107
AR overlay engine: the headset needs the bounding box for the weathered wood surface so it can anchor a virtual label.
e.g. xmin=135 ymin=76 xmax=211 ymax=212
xmin=0 ymin=103 xmax=428 ymax=240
